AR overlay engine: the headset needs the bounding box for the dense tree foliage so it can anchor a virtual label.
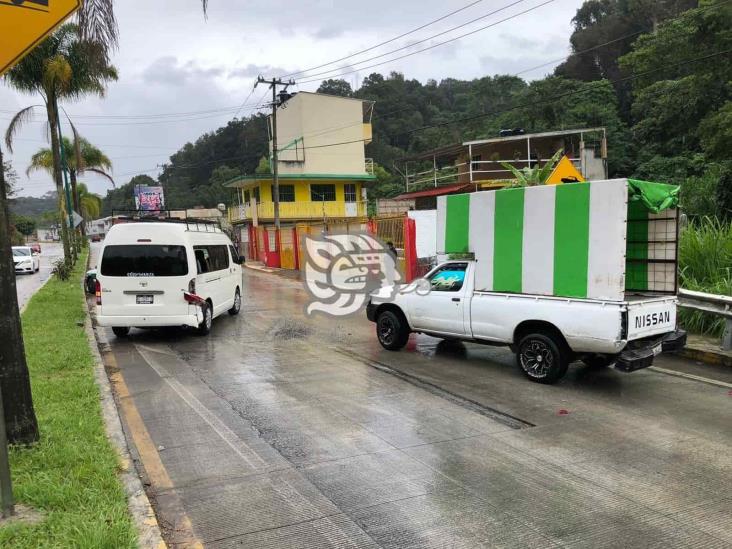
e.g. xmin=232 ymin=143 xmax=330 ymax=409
xmin=12 ymin=215 xmax=36 ymax=236
xmin=9 ymin=192 xmax=57 ymax=218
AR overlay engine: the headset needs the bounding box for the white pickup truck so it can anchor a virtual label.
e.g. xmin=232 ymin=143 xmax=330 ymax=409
xmin=367 ymin=260 xmax=686 ymax=383
xmin=368 ymin=179 xmax=689 ymax=383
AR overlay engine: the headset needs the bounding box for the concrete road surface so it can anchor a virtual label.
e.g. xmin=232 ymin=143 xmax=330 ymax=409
xmin=97 ymin=267 xmax=732 ymax=548
xmin=15 ymin=242 xmax=64 ymax=311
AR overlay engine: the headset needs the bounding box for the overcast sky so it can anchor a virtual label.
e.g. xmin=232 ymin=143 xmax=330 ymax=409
xmin=1 ymin=0 xmax=584 ymax=198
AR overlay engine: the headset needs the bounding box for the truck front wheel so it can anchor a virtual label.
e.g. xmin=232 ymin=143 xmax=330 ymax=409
xmin=516 ymin=333 xmax=569 ymax=384
xmin=376 ymin=310 xmax=410 ymax=351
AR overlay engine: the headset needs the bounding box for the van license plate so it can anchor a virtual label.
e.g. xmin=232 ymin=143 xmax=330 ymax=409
xmin=136 ymin=294 xmax=154 ymax=304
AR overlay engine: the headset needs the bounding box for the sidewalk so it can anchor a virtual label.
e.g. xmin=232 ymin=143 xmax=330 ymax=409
xmin=678 ymin=333 xmax=732 ymax=368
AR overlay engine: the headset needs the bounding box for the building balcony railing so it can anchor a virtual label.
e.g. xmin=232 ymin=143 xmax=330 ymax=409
xmin=229 ymin=200 xmax=368 ymax=223
xmin=405 ymin=157 xmax=583 ymax=190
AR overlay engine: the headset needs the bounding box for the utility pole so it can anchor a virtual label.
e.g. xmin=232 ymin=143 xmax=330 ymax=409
xmin=255 ymin=76 xmax=294 ymax=231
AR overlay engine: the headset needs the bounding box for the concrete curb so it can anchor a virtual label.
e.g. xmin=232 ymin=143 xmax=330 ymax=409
xmin=677 ymin=346 xmax=732 ymax=368
xmin=82 ymin=255 xmax=166 ymax=548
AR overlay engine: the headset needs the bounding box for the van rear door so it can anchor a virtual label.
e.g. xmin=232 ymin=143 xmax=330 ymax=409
xmin=98 ymin=244 xmax=191 ymax=318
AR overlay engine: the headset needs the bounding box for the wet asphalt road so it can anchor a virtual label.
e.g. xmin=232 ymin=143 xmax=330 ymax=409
xmin=100 ymin=266 xmax=732 ymax=548
xmin=15 ymin=242 xmax=64 ymax=311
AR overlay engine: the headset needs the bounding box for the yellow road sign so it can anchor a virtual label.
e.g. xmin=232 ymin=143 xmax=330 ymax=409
xmin=0 ymin=0 xmax=81 ymax=77
xmin=546 ymin=155 xmax=586 ymax=185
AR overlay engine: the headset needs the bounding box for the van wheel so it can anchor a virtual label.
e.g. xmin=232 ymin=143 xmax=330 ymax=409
xmin=112 ymin=327 xmax=130 ymax=338
xmin=516 ymin=332 xmax=568 ymax=384
xmin=197 ymin=303 xmax=212 ymax=335
xmin=228 ymin=289 xmax=241 ymax=315
xmin=376 ymin=310 xmax=409 ymax=351
xmin=582 ymin=354 xmax=617 ymax=368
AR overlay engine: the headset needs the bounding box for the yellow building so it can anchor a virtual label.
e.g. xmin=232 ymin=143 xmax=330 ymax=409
xmin=226 ymin=92 xmax=376 ymax=268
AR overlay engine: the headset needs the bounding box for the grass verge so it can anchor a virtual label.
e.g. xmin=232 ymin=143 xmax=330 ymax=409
xmin=678 ymin=217 xmax=732 ymax=337
xmin=0 ymin=249 xmax=137 ymax=548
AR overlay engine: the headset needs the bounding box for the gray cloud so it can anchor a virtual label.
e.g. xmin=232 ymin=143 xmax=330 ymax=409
xmin=312 ymin=26 xmax=344 ymax=40
xmin=141 ymin=57 xmax=225 ymax=86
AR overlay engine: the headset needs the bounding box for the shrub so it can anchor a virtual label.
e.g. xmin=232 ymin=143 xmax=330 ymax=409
xmin=51 ymin=258 xmax=72 ymax=281
xmin=678 ymin=217 xmax=732 ymax=336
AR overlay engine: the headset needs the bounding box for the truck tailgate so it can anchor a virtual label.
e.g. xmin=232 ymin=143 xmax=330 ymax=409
xmin=626 ymin=297 xmax=677 ymax=340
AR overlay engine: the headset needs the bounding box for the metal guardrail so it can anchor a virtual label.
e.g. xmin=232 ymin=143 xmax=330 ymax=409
xmin=678 ymin=289 xmax=732 ymax=350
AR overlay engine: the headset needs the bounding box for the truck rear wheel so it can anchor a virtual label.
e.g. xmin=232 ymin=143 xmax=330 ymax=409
xmin=376 ymin=310 xmax=409 ymax=351
xmin=516 ymin=332 xmax=569 ymax=384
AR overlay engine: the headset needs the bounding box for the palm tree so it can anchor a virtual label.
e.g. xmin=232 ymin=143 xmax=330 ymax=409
xmin=77 ymin=182 xmax=103 ymax=221
xmin=4 ymin=23 xmax=117 ymax=262
xmin=26 ymin=136 xmax=113 ymax=237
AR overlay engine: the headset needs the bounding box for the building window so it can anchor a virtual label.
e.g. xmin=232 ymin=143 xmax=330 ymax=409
xmin=471 ymin=154 xmax=482 ymax=163
xmin=244 ymin=190 xmax=250 ymax=203
xmin=271 ymin=184 xmax=295 ymax=202
xmin=344 ymin=183 xmax=357 ymax=202
xmin=253 ymin=187 xmax=260 ymax=203
xmin=311 ymin=184 xmax=336 ymax=202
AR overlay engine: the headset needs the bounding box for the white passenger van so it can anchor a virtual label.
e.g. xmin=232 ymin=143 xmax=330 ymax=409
xmin=95 ymin=220 xmax=243 ymax=337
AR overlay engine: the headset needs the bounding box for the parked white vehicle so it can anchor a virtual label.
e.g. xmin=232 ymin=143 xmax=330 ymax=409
xmin=367 ymin=179 xmax=686 ymax=383
xmin=368 ymin=261 xmax=685 ymax=383
xmin=12 ymin=246 xmax=40 ymax=274
xmin=95 ymin=220 xmax=243 ymax=337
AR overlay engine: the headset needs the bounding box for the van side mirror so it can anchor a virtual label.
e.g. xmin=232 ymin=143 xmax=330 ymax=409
xmin=238 ymin=256 xmax=245 ymax=265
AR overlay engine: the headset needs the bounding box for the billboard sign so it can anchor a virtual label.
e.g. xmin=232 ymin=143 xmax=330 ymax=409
xmin=134 ymin=186 xmax=165 ymax=211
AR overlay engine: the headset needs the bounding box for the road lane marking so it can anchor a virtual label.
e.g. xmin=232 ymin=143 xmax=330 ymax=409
xmin=135 ymin=344 xmax=267 ymax=469
xmin=649 ymin=366 xmax=732 ymax=389
xmin=101 ymin=347 xmax=202 ymax=548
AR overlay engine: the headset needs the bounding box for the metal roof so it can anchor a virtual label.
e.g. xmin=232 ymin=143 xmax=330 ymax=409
xmin=462 ymin=127 xmax=605 ymax=146
xmin=402 ymin=127 xmax=606 ymax=162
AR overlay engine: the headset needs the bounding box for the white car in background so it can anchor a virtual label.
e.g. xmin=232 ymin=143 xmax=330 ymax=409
xmin=12 ymin=246 xmax=40 ymax=274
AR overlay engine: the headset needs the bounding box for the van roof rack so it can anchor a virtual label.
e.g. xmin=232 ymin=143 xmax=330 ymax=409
xmin=111 ymin=210 xmax=223 ymax=233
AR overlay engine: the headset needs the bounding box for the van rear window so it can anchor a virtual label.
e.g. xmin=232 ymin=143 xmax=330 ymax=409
xmin=101 ymin=245 xmax=188 ymax=277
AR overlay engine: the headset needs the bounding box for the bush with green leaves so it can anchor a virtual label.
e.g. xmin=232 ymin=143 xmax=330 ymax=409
xmin=501 ymin=149 xmax=564 ymax=187
xmin=678 ymin=217 xmax=732 ymax=337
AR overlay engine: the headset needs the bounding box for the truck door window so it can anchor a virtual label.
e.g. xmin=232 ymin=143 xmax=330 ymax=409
xmin=427 ymin=263 xmax=467 ymax=292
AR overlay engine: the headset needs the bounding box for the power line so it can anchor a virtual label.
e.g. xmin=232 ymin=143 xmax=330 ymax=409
xmin=294 ymin=0 xmax=529 ymax=82
xmin=280 ymin=0 xmax=487 ymax=79
xmin=0 ymin=99 xmax=267 ymax=121
xmin=296 ymin=0 xmax=553 ymax=85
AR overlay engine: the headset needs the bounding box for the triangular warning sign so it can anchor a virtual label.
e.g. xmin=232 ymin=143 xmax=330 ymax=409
xmin=546 ymin=155 xmax=586 ymax=185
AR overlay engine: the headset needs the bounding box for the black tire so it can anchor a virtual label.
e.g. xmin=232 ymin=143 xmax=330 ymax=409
xmin=197 ymin=303 xmax=212 ymax=335
xmin=112 ymin=326 xmax=130 ymax=338
xmin=228 ymin=289 xmax=241 ymax=315
xmin=516 ymin=332 xmax=569 ymax=384
xmin=376 ymin=310 xmax=410 ymax=351
xmin=582 ymin=354 xmax=617 ymax=368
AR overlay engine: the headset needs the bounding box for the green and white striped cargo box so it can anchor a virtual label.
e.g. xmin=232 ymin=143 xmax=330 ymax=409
xmin=436 ymin=178 xmax=679 ymax=302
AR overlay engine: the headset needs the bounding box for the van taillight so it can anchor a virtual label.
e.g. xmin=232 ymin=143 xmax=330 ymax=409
xmin=188 ymin=278 xmax=196 ymax=294
xmin=95 ymin=280 xmax=102 ymax=305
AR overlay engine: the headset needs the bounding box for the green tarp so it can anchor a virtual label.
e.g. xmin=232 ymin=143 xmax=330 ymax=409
xmin=627 ymin=179 xmax=680 ymax=213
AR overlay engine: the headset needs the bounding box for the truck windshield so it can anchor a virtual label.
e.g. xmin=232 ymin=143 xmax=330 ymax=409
xmin=101 ymin=245 xmax=188 ymax=277
xmin=428 ymin=263 xmax=468 ymax=291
